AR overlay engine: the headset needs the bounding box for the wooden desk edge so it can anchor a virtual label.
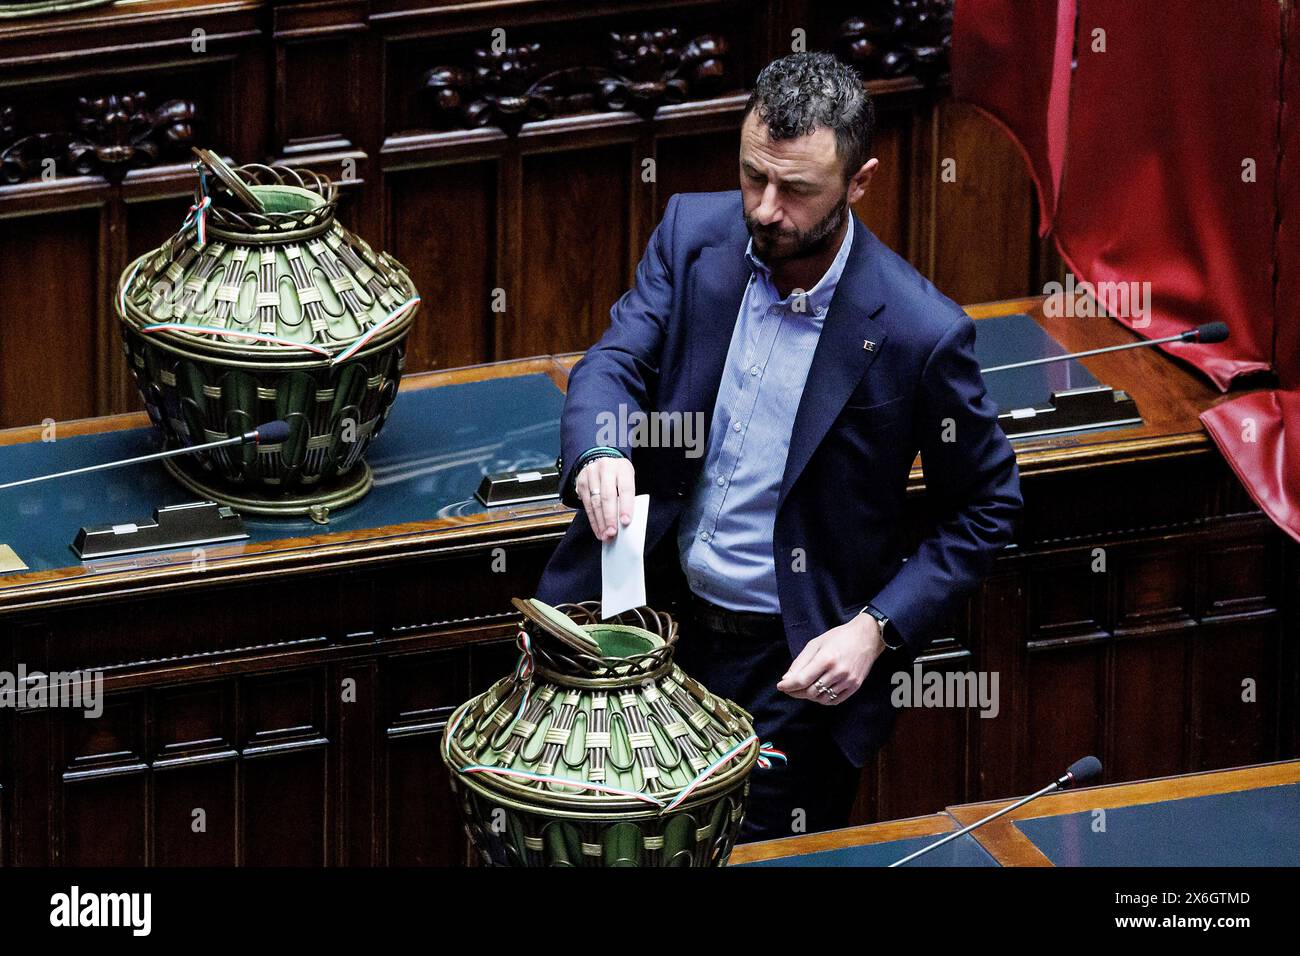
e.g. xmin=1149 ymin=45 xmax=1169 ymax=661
xmin=0 ymin=509 xmax=577 ymax=613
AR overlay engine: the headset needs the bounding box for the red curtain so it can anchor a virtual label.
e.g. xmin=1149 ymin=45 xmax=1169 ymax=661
xmin=954 ymin=0 xmax=1300 ymax=544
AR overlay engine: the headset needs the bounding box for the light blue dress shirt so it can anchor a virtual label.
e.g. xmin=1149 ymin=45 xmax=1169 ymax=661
xmin=677 ymin=215 xmax=856 ymax=613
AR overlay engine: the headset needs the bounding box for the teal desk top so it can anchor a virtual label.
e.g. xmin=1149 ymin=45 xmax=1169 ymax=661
xmin=734 ymin=831 xmax=997 ymax=867
xmin=0 ymin=372 xmax=567 ymax=588
xmin=1014 ymin=782 xmax=1300 ymax=866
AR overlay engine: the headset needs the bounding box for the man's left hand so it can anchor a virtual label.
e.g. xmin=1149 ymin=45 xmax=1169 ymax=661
xmin=777 ymin=612 xmax=887 ymax=705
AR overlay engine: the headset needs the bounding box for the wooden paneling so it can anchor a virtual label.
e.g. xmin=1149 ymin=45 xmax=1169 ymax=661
xmin=0 ymin=208 xmax=100 ymax=424
xmin=279 ymin=38 xmax=357 ymax=148
xmin=1192 ymin=619 xmax=1279 ymax=770
xmin=0 ymin=0 xmax=1048 ymax=429
xmin=655 ymin=129 xmax=738 ymax=220
xmin=1029 ymin=553 xmax=1108 ymax=644
xmin=243 ymin=746 xmax=328 ymax=865
xmin=387 ymin=161 xmax=497 ymax=370
xmin=64 ymin=774 xmax=148 ymax=866
xmin=18 ymin=482 xmax=1287 ymax=858
xmin=933 ymin=98 xmax=1037 ymax=303
xmin=382 ymin=648 xmax=466 ymax=865
xmin=1025 ymin=643 xmax=1106 ymax=790
xmin=896 ymin=497 xmax=1289 ymax=810
xmin=851 ymin=113 xmax=909 ymax=257
xmin=152 ymin=680 xmax=239 ymax=867
xmin=1110 ymin=632 xmax=1188 ymax=781
xmin=869 ymin=655 xmax=973 ymax=823
xmin=154 ymin=760 xmax=238 ymax=866
xmin=517 ymin=146 xmax=630 ymax=355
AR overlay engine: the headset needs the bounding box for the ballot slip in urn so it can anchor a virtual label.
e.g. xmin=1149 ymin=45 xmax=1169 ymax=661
xmin=115 ymin=148 xmax=421 ymax=517
xmin=442 ymin=598 xmax=764 ymax=866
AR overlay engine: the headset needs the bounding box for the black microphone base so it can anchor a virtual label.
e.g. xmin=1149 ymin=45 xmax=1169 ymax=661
xmin=998 ymin=385 xmax=1142 ymax=440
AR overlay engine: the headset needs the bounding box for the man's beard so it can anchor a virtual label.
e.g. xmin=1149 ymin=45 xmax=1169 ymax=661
xmin=745 ymin=198 xmax=848 ymax=263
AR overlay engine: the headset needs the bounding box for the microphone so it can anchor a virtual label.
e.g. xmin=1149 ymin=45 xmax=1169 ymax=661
xmin=1058 ymin=754 xmax=1102 ymax=788
xmin=981 ymin=322 xmax=1230 ymax=373
xmin=1193 ymin=321 xmax=1229 ymax=344
xmin=889 ymin=755 xmax=1103 ymax=867
xmin=250 ymin=420 xmax=291 ymax=444
xmin=0 ymin=420 xmax=292 ymax=492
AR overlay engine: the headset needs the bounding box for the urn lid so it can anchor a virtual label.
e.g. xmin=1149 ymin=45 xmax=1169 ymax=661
xmin=442 ymin=600 xmax=760 ymax=814
xmin=512 ymin=596 xmax=604 ymax=657
xmin=115 ymin=148 xmax=420 ymax=363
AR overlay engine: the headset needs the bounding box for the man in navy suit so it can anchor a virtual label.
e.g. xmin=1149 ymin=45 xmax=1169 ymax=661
xmin=536 ymin=52 xmax=1021 ymax=842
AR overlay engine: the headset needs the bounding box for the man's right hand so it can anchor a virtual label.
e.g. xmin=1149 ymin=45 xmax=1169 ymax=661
xmin=575 ymin=456 xmax=636 ymax=542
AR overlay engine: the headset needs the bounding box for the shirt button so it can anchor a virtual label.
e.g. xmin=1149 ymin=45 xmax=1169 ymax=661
xmin=715 ymin=476 xmax=726 ymax=487
xmin=750 ymin=365 xmax=760 ymax=376
xmin=699 ymin=531 xmax=710 ymax=541
xmin=732 ymin=421 xmax=742 ymax=432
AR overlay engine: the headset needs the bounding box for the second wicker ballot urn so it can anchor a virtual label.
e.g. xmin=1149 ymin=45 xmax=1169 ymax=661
xmin=115 ymin=148 xmax=421 ymax=517
xmin=442 ymin=598 xmax=765 ymax=866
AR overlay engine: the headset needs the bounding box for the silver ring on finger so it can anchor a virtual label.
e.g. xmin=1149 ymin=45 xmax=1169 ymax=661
xmin=814 ymin=680 xmax=829 ymax=696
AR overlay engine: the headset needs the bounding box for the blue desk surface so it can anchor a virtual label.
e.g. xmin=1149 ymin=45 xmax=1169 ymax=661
xmin=971 ymin=311 xmax=1101 ymax=414
xmin=735 ymin=831 xmax=997 ymax=867
xmin=0 ymin=373 xmax=566 ymax=586
xmin=1015 ymin=782 xmax=1300 ymax=867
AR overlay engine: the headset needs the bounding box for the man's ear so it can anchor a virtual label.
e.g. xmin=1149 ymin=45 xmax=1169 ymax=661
xmin=846 ymin=157 xmax=879 ymax=205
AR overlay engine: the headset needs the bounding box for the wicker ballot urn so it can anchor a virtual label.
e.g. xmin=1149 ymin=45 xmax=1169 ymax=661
xmin=115 ymin=148 xmax=420 ymax=517
xmin=442 ymin=598 xmax=762 ymax=866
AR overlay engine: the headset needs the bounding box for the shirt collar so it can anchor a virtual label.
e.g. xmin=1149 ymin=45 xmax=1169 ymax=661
xmin=744 ymin=214 xmax=855 ymax=317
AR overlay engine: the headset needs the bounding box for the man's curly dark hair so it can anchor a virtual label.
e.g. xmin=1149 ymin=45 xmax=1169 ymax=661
xmin=743 ymin=52 xmax=875 ymax=181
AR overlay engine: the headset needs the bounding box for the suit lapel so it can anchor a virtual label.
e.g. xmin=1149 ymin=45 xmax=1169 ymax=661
xmin=685 ymin=241 xmax=751 ymax=424
xmin=776 ymin=220 xmax=887 ymax=514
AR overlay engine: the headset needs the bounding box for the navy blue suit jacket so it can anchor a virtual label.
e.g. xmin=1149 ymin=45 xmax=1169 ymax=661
xmin=536 ymin=190 xmax=1022 ymax=766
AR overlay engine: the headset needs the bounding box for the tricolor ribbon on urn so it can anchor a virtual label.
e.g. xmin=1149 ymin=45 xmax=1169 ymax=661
xmin=755 ymin=742 xmax=787 ymax=770
xmin=329 ymin=295 xmax=422 ymax=365
xmin=446 ymin=626 xmax=776 ymax=815
xmin=182 ymin=195 xmax=212 ymax=248
xmin=181 ymin=165 xmax=213 ymax=248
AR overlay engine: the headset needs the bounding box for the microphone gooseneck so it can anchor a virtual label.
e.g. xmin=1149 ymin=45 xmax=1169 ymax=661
xmin=981 ymin=322 xmax=1231 ymax=374
xmin=0 ymin=421 xmax=293 ymax=492
xmin=888 ymin=756 xmax=1104 ymax=867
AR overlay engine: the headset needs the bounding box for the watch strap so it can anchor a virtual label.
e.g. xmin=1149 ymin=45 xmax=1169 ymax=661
xmin=863 ymin=603 xmax=904 ymax=651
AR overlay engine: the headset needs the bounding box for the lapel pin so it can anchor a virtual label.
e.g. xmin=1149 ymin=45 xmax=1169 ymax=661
xmin=863 ymin=339 xmax=877 ymax=352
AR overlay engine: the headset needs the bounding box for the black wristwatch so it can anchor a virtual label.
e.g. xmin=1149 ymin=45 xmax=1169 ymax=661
xmin=862 ymin=603 xmax=904 ymax=651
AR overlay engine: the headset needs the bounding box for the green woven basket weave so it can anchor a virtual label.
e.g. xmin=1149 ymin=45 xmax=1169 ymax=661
xmin=441 ymin=599 xmax=760 ymax=866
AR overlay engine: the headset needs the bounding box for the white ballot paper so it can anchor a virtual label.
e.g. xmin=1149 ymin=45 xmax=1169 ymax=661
xmin=601 ymin=493 xmax=650 ymax=620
